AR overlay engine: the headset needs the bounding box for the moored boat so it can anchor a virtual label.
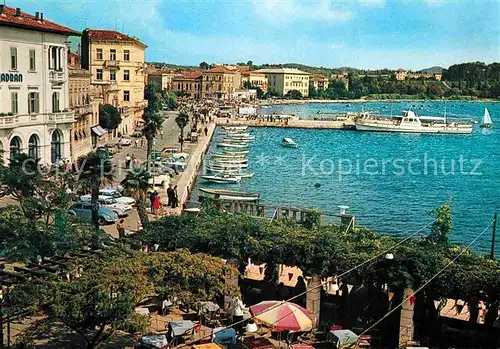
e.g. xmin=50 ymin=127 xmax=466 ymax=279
xmin=210 ymin=158 xmax=248 ymax=164
xmin=212 ymin=153 xmax=247 ymax=159
xmin=355 ymin=110 xmax=473 ymax=134
xmin=206 ymin=166 xmax=241 ymax=174
xmin=201 ymin=174 xmax=241 ymax=184
xmin=220 ymin=138 xmax=250 ymax=144
xmin=280 ymin=138 xmax=298 ymax=148
xmin=221 ymin=150 xmax=249 ymax=155
xmin=223 ymin=126 xmax=248 ymax=131
xmin=199 ymin=188 xmax=259 ymax=201
xmin=208 ymin=161 xmax=248 ymax=169
xmin=480 ymin=107 xmax=493 ymax=128
xmin=217 ymin=142 xmax=249 ymax=148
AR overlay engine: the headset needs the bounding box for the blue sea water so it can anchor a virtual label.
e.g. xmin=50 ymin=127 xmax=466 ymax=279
xmin=195 ymin=101 xmax=500 ymax=254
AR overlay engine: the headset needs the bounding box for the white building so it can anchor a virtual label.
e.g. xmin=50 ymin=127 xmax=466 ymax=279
xmin=0 ymin=5 xmax=79 ymax=165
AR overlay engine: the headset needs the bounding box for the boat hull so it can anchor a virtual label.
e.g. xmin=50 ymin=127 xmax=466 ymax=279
xmin=217 ymin=143 xmax=249 ymax=148
xmin=355 ymin=123 xmax=473 ymax=134
xmin=199 ymin=188 xmax=259 ymax=202
xmin=281 ymin=142 xmax=298 ymax=148
xmin=201 ymin=176 xmax=240 ymax=184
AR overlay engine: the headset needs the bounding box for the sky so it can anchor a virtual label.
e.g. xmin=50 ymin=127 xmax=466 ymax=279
xmin=11 ymin=0 xmax=500 ymax=70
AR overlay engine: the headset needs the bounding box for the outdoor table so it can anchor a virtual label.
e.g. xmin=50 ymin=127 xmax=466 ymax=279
xmin=168 ymin=320 xmax=195 ymax=337
xmin=327 ymin=329 xmax=359 ymax=348
xmin=213 ymin=328 xmax=236 ymax=345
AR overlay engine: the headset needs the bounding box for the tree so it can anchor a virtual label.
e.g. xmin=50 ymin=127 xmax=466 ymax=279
xmin=76 ymin=150 xmax=114 ymax=230
xmin=142 ymin=84 xmax=164 ymax=171
xmin=247 ymin=60 xmax=253 ymax=67
xmin=175 ymin=112 xmax=189 ymax=152
xmin=285 ymin=89 xmax=303 ymax=100
xmin=199 ymin=62 xmax=209 ymax=70
xmin=121 ymin=169 xmax=151 ymax=227
xmin=98 ymin=104 xmax=121 ymax=130
xmin=428 ymin=200 xmax=452 ymax=245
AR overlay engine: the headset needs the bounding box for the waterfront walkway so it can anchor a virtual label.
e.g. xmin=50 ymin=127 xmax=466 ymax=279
xmin=216 ymin=117 xmax=355 ymax=129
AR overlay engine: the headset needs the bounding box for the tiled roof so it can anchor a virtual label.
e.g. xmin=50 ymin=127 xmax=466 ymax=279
xmin=85 ymin=29 xmax=147 ymax=47
xmin=0 ymin=5 xmax=79 ymax=35
xmin=241 ymin=71 xmax=265 ymax=76
xmin=184 ymin=71 xmax=202 ymax=79
xmin=254 ymin=68 xmax=310 ymax=75
xmin=207 ymin=66 xmax=235 ymax=74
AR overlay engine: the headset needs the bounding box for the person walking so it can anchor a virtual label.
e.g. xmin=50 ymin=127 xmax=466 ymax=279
xmin=125 ymin=154 xmax=131 ymax=169
xmin=172 ymin=185 xmax=179 ymax=208
xmin=135 ymin=139 xmax=139 ymax=147
xmin=116 ymin=219 xmax=125 ymax=239
xmin=140 ymin=137 xmax=144 ymax=147
xmin=204 ymin=126 xmax=208 ymax=137
xmin=166 ymin=183 xmax=174 ymax=207
xmin=153 ymin=192 xmax=160 ymax=217
xmin=131 ymin=154 xmax=137 ymax=167
xmin=149 ymin=191 xmax=156 ymax=214
xmin=160 ymin=129 xmax=164 ymax=140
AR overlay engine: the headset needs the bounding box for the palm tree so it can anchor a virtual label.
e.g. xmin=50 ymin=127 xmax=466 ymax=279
xmin=120 ymin=169 xmax=150 ymax=227
xmin=143 ymin=84 xmax=164 ymax=172
xmin=76 ymin=150 xmax=113 ymax=230
xmin=175 ymin=112 xmax=189 ymax=151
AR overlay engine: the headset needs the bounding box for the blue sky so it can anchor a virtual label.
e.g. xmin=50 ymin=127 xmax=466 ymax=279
xmin=13 ymin=0 xmax=500 ymax=70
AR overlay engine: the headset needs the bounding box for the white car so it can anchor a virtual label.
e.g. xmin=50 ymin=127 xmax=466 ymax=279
xmin=160 ymin=147 xmax=189 ymax=161
xmin=79 ymin=195 xmax=133 ymax=217
xmin=148 ymin=172 xmax=170 ymax=187
xmin=99 ymin=189 xmax=136 ymax=206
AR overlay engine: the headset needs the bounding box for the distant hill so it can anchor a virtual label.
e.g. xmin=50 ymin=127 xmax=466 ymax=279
xmin=419 ymin=66 xmax=445 ymax=74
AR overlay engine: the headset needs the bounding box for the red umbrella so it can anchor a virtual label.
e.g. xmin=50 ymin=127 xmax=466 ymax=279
xmin=249 ymin=301 xmax=312 ymax=332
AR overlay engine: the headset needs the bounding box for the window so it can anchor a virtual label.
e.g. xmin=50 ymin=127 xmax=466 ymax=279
xmin=124 ymin=50 xmax=130 ymax=61
xmin=29 ymin=49 xmax=36 ymax=71
xmin=110 ymin=69 xmax=116 ymax=81
xmin=28 ymin=134 xmax=39 ymax=159
xmin=96 ymin=69 xmax=103 ymax=80
xmin=10 ymin=47 xmax=17 ymax=70
xmin=11 ymin=92 xmax=18 ymax=114
xmin=96 ymin=48 xmax=103 ymax=60
xmin=110 ymin=49 xmax=116 ymax=61
xmin=28 ymin=92 xmax=40 ymax=114
xmin=52 ymin=92 xmax=60 ymax=112
xmin=123 ymin=70 xmax=130 ymax=81
xmin=123 ymin=90 xmax=130 ymax=102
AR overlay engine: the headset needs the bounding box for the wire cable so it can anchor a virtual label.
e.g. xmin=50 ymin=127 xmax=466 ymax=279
xmin=178 ymin=219 xmax=436 ymax=347
xmin=349 ymin=220 xmax=494 ymax=347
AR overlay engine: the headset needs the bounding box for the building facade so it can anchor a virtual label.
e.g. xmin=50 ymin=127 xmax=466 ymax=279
xmin=0 ymin=5 xmax=78 ymax=165
xmin=68 ymin=51 xmax=102 ymax=161
xmin=148 ymin=71 xmax=178 ymax=92
xmin=172 ymin=71 xmax=202 ymax=99
xmin=310 ymin=74 xmax=329 ymax=91
xmin=255 ymin=68 xmax=309 ymax=97
xmin=81 ymin=29 xmax=147 ymax=136
xmin=202 ymin=66 xmax=236 ymax=100
xmin=240 ymin=71 xmax=268 ymax=92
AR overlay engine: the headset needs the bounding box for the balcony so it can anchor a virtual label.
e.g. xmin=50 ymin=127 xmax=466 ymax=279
xmin=135 ymin=100 xmax=148 ymax=109
xmin=49 ymin=71 xmax=66 ymax=85
xmin=0 ymin=112 xmax=74 ymax=129
xmin=75 ymin=104 xmax=93 ymax=116
xmin=104 ymin=60 xmax=120 ymax=68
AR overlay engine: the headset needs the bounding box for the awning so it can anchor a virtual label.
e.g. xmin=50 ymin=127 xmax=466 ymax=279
xmin=91 ymin=125 xmax=107 ymax=137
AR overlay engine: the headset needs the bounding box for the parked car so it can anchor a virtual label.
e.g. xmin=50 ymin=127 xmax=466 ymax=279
xmin=79 ymin=195 xmax=133 ymax=217
xmin=68 ymin=202 xmax=118 ymax=225
xmin=143 ymin=161 xmax=176 ymax=176
xmin=148 ymin=171 xmax=170 ymax=187
xmin=160 ymin=158 xmax=187 ymax=172
xmin=159 ymin=147 xmax=189 ymax=161
xmin=99 ymin=189 xmax=136 ymax=206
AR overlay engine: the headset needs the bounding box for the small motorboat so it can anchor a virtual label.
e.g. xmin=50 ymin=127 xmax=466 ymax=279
xmin=226 ymin=134 xmax=255 ymax=140
xmin=217 ymin=142 xmax=249 ymax=149
xmin=206 ymin=167 xmax=241 ymax=174
xmin=211 ymin=158 xmax=248 ymax=164
xmin=199 ymin=188 xmax=259 ymax=202
xmin=220 ymin=138 xmax=250 ymax=144
xmin=221 ymin=132 xmax=252 ymax=137
xmin=235 ymin=172 xmax=254 ymax=179
xmin=201 ymin=174 xmax=241 ymax=184
xmin=222 ymin=150 xmax=249 ymax=155
xmin=212 ymin=153 xmax=247 ymax=159
xmin=208 ymin=161 xmax=248 ymax=169
xmin=223 ymin=126 xmax=248 ymax=131
xmin=280 ymin=138 xmax=298 ymax=148
xmin=480 ymin=107 xmax=493 ymax=128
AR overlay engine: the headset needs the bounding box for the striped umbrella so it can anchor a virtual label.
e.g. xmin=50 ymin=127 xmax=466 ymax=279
xmin=249 ymin=301 xmax=312 ymax=332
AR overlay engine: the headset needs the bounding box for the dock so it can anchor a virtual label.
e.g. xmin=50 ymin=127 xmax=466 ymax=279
xmin=215 ymin=117 xmax=356 ymax=129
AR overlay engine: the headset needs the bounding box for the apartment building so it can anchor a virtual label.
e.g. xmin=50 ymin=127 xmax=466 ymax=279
xmin=241 ymin=71 xmax=268 ymax=92
xmin=202 ymin=66 xmax=237 ymax=100
xmin=80 ymin=29 xmax=147 ymax=136
xmin=68 ymin=51 xmax=102 ymax=160
xmin=254 ymin=68 xmax=309 ymax=97
xmin=309 ymin=74 xmax=329 ymax=91
xmin=0 ymin=5 xmax=78 ymax=165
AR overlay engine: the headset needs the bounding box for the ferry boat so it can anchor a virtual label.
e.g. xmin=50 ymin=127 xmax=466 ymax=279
xmin=199 ymin=188 xmax=259 ymax=202
xmin=355 ymin=111 xmax=473 ymax=134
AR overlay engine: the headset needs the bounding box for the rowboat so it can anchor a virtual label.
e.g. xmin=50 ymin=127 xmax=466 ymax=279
xmin=206 ymin=168 xmax=254 ymax=178
xmin=217 ymin=142 xmax=248 ymax=148
xmin=221 ymin=132 xmax=252 ymax=137
xmin=223 ymin=126 xmax=248 ymax=131
xmin=220 ymin=138 xmax=250 ymax=144
xmin=201 ymin=174 xmax=241 ymax=184
xmin=208 ymin=161 xmax=248 ymax=169
xmin=212 ymin=153 xmax=247 ymax=159
xmin=206 ymin=167 xmax=241 ymax=174
xmin=281 ymin=138 xmax=298 ymax=148
xmin=235 ymin=172 xmax=254 ymax=179
xmin=199 ymin=188 xmax=259 ymax=202
xmin=222 ymin=150 xmax=249 ymax=155
xmin=226 ymin=134 xmax=255 ymax=140
xmin=211 ymin=158 xmax=248 ymax=164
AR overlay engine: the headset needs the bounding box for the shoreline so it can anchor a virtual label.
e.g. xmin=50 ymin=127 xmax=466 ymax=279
xmin=257 ymin=98 xmax=499 ymax=107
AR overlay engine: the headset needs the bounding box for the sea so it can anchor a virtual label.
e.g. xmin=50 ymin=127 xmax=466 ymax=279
xmin=194 ymin=101 xmax=500 ymax=255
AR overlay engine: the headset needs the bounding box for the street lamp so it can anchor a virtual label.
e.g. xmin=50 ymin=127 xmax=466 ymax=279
xmin=172 ymin=126 xmax=175 ymax=148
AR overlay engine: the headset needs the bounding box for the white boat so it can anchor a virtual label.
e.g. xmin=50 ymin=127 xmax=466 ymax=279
xmin=222 ymin=150 xmax=249 ymax=155
xmin=217 ymin=142 xmax=249 ymax=148
xmin=209 ymin=161 xmax=248 ymax=169
xmin=235 ymin=172 xmax=254 ymax=179
xmin=199 ymin=188 xmax=259 ymax=202
xmin=211 ymin=158 xmax=248 ymax=164
xmin=480 ymin=107 xmax=493 ymax=128
xmin=201 ymin=174 xmax=241 ymax=184
xmin=355 ymin=110 xmax=473 ymax=134
xmin=226 ymin=134 xmax=255 ymax=140
xmin=220 ymin=138 xmax=250 ymax=144
xmin=221 ymin=132 xmax=252 ymax=137
xmin=212 ymin=153 xmax=247 ymax=159
xmin=280 ymin=138 xmax=298 ymax=148
xmin=206 ymin=167 xmax=241 ymax=174
xmin=223 ymin=126 xmax=248 ymax=131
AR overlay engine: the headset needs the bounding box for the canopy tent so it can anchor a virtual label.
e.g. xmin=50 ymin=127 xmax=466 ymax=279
xmin=249 ymin=301 xmax=312 ymax=332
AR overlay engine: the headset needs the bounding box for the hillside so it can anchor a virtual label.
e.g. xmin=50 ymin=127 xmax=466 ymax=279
xmin=419 ymin=66 xmax=445 ymax=74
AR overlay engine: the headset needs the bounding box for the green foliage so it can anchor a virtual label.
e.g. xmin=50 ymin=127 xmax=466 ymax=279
xmin=285 ymin=89 xmax=303 ymax=99
xmin=302 ymin=209 xmax=321 ymax=229
xmin=175 ymin=112 xmax=189 ymax=151
xmin=143 ymin=84 xmax=164 ymax=171
xmin=199 ymin=62 xmax=209 ymax=70
xmin=428 ymin=200 xmax=453 ymax=244
xmin=121 ymin=170 xmax=151 ymax=227
xmin=99 ymin=104 xmax=121 ymax=130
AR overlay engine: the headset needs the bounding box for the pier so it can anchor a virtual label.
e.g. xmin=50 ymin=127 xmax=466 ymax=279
xmin=215 ymin=117 xmax=356 ymax=129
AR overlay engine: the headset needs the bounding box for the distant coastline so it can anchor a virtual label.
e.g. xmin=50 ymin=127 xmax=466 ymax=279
xmin=257 ymin=97 xmax=498 ymax=107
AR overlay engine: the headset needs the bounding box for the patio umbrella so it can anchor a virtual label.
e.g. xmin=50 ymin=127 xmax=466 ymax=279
xmin=249 ymin=301 xmax=312 ymax=332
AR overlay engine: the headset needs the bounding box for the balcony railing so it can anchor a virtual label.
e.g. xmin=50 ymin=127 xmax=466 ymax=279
xmin=0 ymin=112 xmax=74 ymax=129
xmin=105 ymin=60 xmax=120 ymax=67
xmin=49 ymin=71 xmax=65 ymax=84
